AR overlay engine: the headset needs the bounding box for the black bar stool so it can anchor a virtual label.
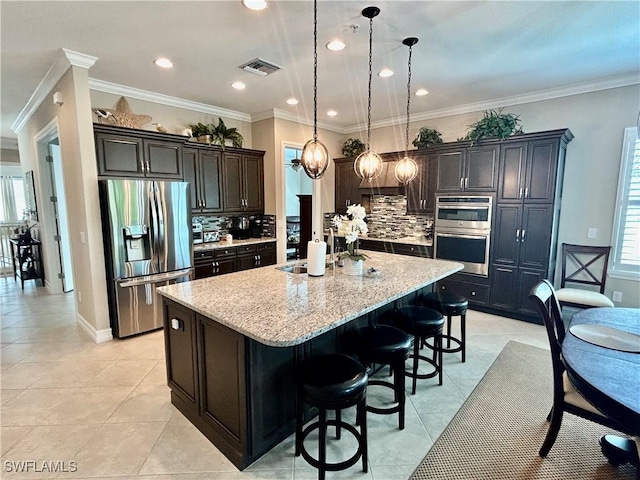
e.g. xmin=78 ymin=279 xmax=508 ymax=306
xmin=295 ymin=354 xmax=368 ymax=480
xmin=395 ymin=306 xmax=445 ymax=394
xmin=420 ymin=291 xmax=468 ymax=362
xmin=347 ymin=324 xmax=413 ymax=430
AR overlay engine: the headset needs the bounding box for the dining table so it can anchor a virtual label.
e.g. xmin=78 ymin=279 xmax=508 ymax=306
xmin=562 ymin=307 xmax=640 ymax=436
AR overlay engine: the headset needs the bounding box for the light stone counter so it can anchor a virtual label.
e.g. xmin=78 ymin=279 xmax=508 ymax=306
xmin=158 ymin=250 xmax=461 ymax=347
xmin=365 ymin=236 xmax=433 ymax=247
xmin=193 ymin=237 xmax=276 ymax=251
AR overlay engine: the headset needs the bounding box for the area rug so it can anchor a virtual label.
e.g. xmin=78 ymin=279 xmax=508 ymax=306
xmin=411 ymin=341 xmax=637 ymax=480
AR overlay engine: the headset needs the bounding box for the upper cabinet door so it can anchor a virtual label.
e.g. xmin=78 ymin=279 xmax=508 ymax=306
xmin=436 ymin=150 xmax=465 ymax=191
xmin=96 ymin=133 xmax=145 ymax=177
xmin=465 ymin=145 xmax=498 ymax=191
xmin=525 ymin=140 xmax=558 ymax=203
xmin=334 ymin=159 xmax=361 ymax=214
xmin=243 ymin=153 xmax=264 ymax=213
xmin=183 ymin=148 xmax=199 ymax=210
xmin=222 ymin=153 xmax=244 ymax=212
xmin=144 ymin=139 xmax=183 ymax=179
xmin=200 ymin=150 xmax=223 ymax=213
xmin=497 ymin=143 xmax=527 ymax=203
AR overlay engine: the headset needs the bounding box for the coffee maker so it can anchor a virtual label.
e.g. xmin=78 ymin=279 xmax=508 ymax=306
xmin=228 ymin=216 xmax=250 ymax=239
xmin=249 ymin=216 xmax=263 ymax=238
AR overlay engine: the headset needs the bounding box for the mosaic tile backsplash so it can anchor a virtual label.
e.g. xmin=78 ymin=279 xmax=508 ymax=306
xmin=193 ymin=214 xmax=276 ymax=238
xmin=325 ymin=195 xmax=433 ymax=240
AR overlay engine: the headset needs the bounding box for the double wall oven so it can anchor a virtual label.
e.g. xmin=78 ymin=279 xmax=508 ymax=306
xmin=434 ymin=196 xmax=492 ymax=276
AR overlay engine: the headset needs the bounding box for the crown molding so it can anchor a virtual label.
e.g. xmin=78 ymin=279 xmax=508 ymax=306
xmin=89 ymin=79 xmax=252 ymax=123
xmin=344 ymin=72 xmax=640 ymax=134
xmin=252 ymin=108 xmax=347 ymax=134
xmin=11 ymin=49 xmax=98 ymax=135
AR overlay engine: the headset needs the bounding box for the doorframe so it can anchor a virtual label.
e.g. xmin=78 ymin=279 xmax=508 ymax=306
xmin=33 ymin=117 xmax=73 ymax=295
xmin=279 ymin=141 xmax=304 ymax=263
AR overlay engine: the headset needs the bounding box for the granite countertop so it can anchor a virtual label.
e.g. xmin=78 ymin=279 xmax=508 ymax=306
xmin=193 ymin=237 xmax=276 ymax=251
xmin=158 ymin=251 xmax=461 ymax=347
xmin=364 ymin=236 xmax=433 ymax=247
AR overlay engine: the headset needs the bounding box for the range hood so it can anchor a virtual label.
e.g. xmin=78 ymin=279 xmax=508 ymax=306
xmin=358 ymin=161 xmax=406 ymax=194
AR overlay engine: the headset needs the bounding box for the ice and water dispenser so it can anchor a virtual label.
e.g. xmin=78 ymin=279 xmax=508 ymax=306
xmin=123 ymin=225 xmax=151 ymax=262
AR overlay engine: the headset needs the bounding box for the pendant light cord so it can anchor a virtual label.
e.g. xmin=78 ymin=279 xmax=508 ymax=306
xmin=366 ymin=15 xmax=374 ymax=150
xmin=312 ymin=0 xmax=318 ymax=141
xmin=405 ymin=44 xmax=413 ymax=157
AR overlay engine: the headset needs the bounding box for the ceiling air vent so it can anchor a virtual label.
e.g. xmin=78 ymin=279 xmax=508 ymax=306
xmin=239 ymin=58 xmax=282 ymax=76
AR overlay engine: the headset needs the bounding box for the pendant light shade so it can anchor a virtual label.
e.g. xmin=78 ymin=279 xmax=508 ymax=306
xmin=301 ymin=0 xmax=330 ymax=180
xmin=354 ymin=6 xmax=383 ymax=182
xmin=395 ymin=36 xmax=419 ymax=184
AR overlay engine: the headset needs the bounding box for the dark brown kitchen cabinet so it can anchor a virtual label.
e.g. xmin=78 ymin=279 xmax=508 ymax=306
xmin=236 ymin=243 xmax=276 ymax=271
xmin=94 ymin=124 xmax=184 ymax=179
xmin=489 ymin=129 xmax=573 ymax=322
xmin=435 ymin=145 xmax=498 ymax=193
xmin=497 ymin=139 xmax=559 ymax=203
xmin=183 ymin=147 xmax=223 ymax=213
xmin=164 ymin=302 xmax=198 ymax=409
xmin=222 ymin=152 xmax=264 ymax=213
xmin=194 ymin=247 xmax=236 ymax=280
xmin=406 ymin=153 xmax=436 ymax=213
xmin=334 ymin=158 xmax=362 ymax=214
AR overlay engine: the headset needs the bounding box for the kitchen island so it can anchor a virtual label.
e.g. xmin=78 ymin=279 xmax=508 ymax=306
xmin=157 ymin=251 xmax=462 ymax=469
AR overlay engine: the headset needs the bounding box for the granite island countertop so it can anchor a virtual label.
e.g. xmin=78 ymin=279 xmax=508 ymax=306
xmin=193 ymin=237 xmax=276 ymax=251
xmin=158 ymin=250 xmax=461 ymax=347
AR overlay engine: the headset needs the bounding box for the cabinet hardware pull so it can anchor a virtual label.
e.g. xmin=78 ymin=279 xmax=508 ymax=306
xmin=519 ymin=188 xmax=523 ymax=199
xmin=516 ymin=229 xmax=520 ymax=242
xmin=145 ymin=160 xmax=151 ymax=173
xmin=464 ymin=177 xmax=468 ymax=189
xmin=521 ymin=229 xmax=526 ymax=241
xmin=460 ymin=178 xmax=464 ymax=189
xmin=524 ymin=187 xmax=529 ymax=198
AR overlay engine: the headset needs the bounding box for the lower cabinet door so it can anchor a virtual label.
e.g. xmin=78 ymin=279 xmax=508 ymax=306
xmin=490 ymin=264 xmax=546 ymax=319
xmin=164 ymin=302 xmax=198 ymax=408
xmin=516 ymin=268 xmax=546 ymax=317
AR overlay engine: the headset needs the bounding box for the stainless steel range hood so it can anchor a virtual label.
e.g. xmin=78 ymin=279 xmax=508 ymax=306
xmin=358 ymin=161 xmax=405 ymax=194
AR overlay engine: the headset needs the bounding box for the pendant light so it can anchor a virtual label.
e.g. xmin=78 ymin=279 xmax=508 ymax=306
xmin=354 ymin=6 xmax=383 ymax=182
xmin=395 ymin=37 xmax=419 ymax=184
xmin=300 ymin=0 xmax=330 ymax=180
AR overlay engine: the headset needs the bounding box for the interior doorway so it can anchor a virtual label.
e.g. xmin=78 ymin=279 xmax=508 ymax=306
xmin=284 ymin=145 xmax=311 ymax=259
xmin=35 ymin=121 xmax=74 ymax=294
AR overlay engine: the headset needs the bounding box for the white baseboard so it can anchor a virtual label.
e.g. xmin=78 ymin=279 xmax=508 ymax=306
xmin=77 ymin=313 xmax=113 ymax=343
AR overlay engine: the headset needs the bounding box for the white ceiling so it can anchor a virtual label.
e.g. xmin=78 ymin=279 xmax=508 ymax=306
xmin=1 ymin=1 xmax=638 ymax=141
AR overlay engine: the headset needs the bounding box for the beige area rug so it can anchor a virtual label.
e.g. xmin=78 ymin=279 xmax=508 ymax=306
xmin=412 ymin=341 xmax=637 ymax=480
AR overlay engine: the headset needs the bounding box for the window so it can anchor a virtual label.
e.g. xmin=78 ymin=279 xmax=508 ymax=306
xmin=610 ymin=127 xmax=640 ymax=279
xmin=0 ymin=176 xmax=25 ymax=222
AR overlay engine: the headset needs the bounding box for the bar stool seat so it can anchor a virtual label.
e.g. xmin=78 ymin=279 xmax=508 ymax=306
xmin=395 ymin=306 xmax=445 ymax=394
xmin=348 ymin=325 xmax=413 ymax=429
xmin=295 ymin=354 xmax=368 ymax=480
xmin=421 ymin=291 xmax=468 ymax=362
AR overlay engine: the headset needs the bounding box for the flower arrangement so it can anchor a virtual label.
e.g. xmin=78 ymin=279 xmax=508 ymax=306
xmin=341 ymin=138 xmax=365 ymax=158
xmin=331 ymin=204 xmax=369 ymax=262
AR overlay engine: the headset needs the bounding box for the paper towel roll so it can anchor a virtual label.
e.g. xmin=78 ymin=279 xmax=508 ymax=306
xmin=307 ymin=240 xmax=326 ymax=277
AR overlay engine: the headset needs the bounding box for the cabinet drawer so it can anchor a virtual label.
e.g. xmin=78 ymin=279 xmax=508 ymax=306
xmin=256 ymin=242 xmax=276 ymax=253
xmin=392 ymin=243 xmax=431 ymax=258
xmin=236 ymin=244 xmax=257 ymax=255
xmin=194 ymin=250 xmax=214 ymax=262
xmin=214 ymin=247 xmax=236 ymax=258
xmin=436 ymin=279 xmax=490 ymax=305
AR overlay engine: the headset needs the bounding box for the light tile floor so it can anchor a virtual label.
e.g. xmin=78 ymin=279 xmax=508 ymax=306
xmin=0 ymin=277 xmax=549 ymax=479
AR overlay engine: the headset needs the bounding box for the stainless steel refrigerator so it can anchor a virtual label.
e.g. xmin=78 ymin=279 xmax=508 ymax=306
xmin=99 ymin=179 xmax=192 ymax=338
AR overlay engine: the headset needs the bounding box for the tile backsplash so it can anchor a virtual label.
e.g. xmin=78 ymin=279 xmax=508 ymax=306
xmin=324 ymin=195 xmax=433 ymax=240
xmin=193 ymin=214 xmax=276 ymax=238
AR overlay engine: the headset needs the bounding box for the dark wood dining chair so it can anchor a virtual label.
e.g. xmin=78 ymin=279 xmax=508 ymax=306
xmin=528 ymin=280 xmax=633 ymax=457
xmin=555 ymin=243 xmax=614 ymax=309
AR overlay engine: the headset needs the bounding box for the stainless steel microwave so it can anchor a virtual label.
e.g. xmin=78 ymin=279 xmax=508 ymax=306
xmin=435 ymin=196 xmax=493 ymax=231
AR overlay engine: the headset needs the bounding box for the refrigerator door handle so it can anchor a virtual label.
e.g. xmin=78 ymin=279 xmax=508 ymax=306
xmin=118 ymin=268 xmax=193 ymax=288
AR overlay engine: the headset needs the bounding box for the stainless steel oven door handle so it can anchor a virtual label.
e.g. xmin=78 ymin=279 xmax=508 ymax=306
xmin=436 ymin=232 xmax=488 ymax=240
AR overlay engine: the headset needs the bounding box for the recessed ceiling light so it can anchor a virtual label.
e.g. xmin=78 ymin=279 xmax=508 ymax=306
xmin=326 ymin=40 xmax=346 ymax=51
xmin=415 ymin=88 xmax=429 ymax=96
xmin=378 ymin=69 xmax=394 ymax=78
xmin=286 ymin=98 xmax=299 ymax=105
xmin=153 ymin=57 xmax=173 ymax=69
xmin=327 ymin=110 xmax=338 ymax=117
xmin=231 ymin=81 xmax=246 ymax=90
xmin=242 ymin=0 xmax=268 ymax=11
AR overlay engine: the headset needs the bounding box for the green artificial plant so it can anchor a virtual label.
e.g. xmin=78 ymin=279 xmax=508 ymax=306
xmin=210 ymin=118 xmax=244 ymax=148
xmin=341 ymin=138 xmax=365 ymax=158
xmin=464 ymin=108 xmax=523 ymax=144
xmin=412 ymin=127 xmax=443 ymax=149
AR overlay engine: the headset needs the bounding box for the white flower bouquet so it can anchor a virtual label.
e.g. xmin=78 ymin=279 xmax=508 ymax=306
xmin=331 ymin=204 xmax=369 ymax=261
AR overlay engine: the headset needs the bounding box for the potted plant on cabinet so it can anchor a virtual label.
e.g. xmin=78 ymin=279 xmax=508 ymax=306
xmin=210 ymin=118 xmax=244 ymax=148
xmin=464 ymin=108 xmax=523 ymax=144
xmin=412 ymin=127 xmax=443 ymax=149
xmin=341 ymin=138 xmax=365 ymax=158
xmin=188 ymin=123 xmax=213 ymax=144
